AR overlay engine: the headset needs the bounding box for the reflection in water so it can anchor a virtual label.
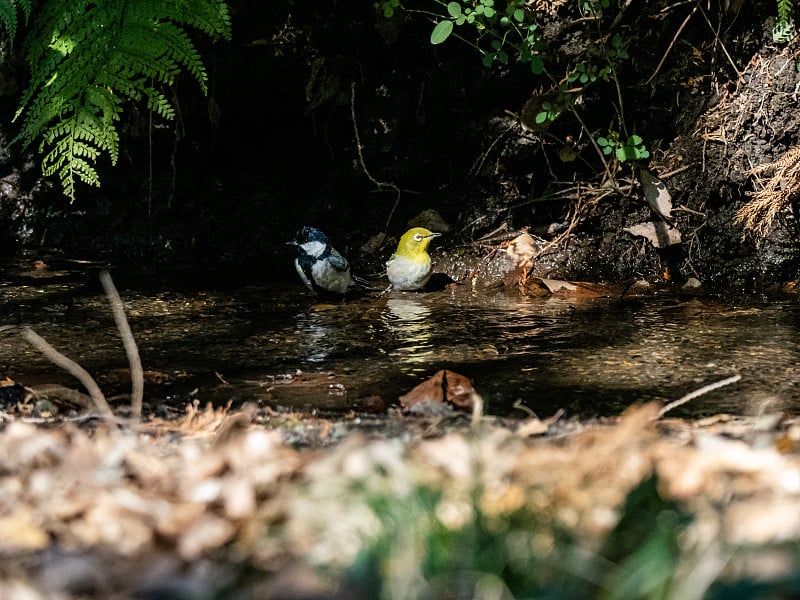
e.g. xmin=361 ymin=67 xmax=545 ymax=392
xmin=382 ymin=295 xmax=435 ymax=372
xmin=294 ymin=310 xmax=334 ymax=363
xmin=4 ymin=258 xmax=800 ymax=417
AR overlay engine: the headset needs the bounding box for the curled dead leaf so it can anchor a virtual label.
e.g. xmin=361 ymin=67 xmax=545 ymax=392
xmin=399 ymin=370 xmax=477 ymax=413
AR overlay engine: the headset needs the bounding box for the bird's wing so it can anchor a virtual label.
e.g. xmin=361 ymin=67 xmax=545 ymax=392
xmin=328 ymin=249 xmax=350 ymax=272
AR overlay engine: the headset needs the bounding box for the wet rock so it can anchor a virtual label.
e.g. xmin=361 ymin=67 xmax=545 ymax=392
xmin=407 ymin=209 xmax=450 ymax=233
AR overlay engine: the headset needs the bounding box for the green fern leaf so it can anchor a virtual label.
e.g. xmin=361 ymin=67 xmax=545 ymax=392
xmin=0 ymin=0 xmax=31 ymax=40
xmin=14 ymin=0 xmax=232 ymax=200
xmin=777 ymin=0 xmax=794 ymax=23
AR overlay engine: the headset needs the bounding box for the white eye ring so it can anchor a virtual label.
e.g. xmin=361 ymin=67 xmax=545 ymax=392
xmin=414 ymin=233 xmax=423 ymax=241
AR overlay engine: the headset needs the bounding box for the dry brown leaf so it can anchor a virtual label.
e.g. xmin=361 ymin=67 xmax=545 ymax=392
xmin=515 ymin=418 xmax=549 ymax=436
xmin=178 ymin=513 xmax=237 ymax=560
xmin=536 ymin=279 xmax=615 ymax=297
xmin=0 ymin=508 xmax=49 ymax=550
xmin=399 ymin=370 xmax=477 ymax=412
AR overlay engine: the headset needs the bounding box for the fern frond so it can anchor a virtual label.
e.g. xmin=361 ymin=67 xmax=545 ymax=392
xmin=777 ymin=0 xmax=794 ymax=24
xmin=0 ymin=0 xmax=32 ymax=40
xmin=15 ymin=0 xmax=232 ymax=200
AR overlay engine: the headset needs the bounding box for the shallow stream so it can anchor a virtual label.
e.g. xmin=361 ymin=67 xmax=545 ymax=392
xmin=0 ymin=257 xmax=798 ymax=418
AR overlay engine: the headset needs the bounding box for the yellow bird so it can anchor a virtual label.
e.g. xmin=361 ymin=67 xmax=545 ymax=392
xmin=386 ymin=227 xmax=441 ymax=291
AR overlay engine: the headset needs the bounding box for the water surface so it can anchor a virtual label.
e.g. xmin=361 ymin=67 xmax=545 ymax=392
xmin=0 ymin=258 xmax=797 ymax=418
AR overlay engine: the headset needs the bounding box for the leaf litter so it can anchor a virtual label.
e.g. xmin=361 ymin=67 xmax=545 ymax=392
xmin=2 ymin=274 xmax=800 ymax=598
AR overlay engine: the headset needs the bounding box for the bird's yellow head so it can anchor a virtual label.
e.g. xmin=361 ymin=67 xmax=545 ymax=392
xmin=393 ymin=227 xmax=441 ymax=260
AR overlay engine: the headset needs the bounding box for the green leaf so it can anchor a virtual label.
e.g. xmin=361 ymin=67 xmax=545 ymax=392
xmin=616 ymin=147 xmax=632 ymax=162
xmin=628 ymin=134 xmax=643 ymax=146
xmin=430 ymin=20 xmax=454 ymax=44
xmin=535 ymin=111 xmax=547 ymax=124
xmin=15 ymin=0 xmax=232 ymax=200
xmin=513 ymin=8 xmax=525 ymax=22
xmin=529 ymin=56 xmax=544 ymax=74
xmin=483 ymin=6 xmax=496 ymax=17
xmin=446 ymin=2 xmax=461 ymax=18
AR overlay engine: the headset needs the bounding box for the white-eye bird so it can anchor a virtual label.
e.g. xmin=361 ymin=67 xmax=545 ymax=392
xmin=386 ymin=227 xmax=441 ymax=291
xmin=288 ymin=226 xmax=356 ymax=295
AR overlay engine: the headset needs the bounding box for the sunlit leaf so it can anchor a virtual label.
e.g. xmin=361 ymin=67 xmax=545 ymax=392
xmin=624 ymin=222 xmax=682 ymax=247
xmin=430 ymin=20 xmax=454 ymax=44
xmin=446 ymin=2 xmax=461 ymax=18
xmin=639 ymin=169 xmax=673 ymax=219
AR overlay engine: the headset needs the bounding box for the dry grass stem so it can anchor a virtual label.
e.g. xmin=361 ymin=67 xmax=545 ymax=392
xmin=21 ymin=327 xmax=114 ymax=420
xmin=736 ymin=146 xmax=800 ymax=238
xmin=658 ymin=374 xmax=742 ymax=418
xmin=100 ymin=270 xmax=143 ymax=423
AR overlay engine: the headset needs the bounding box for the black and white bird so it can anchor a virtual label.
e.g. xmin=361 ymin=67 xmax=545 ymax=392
xmin=287 ymin=226 xmax=360 ymax=296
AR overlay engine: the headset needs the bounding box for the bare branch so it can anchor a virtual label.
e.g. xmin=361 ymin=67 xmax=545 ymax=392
xmin=100 ymin=270 xmax=143 ymax=424
xmin=21 ymin=327 xmax=114 ymax=420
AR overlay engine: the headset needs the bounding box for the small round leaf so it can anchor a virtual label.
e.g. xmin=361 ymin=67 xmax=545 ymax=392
xmin=447 ymin=2 xmax=462 ymax=18
xmin=430 ymin=20 xmax=454 ymax=44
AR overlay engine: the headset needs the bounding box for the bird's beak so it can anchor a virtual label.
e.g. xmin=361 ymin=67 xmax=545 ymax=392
xmin=286 ymin=240 xmax=298 ymax=246
xmin=427 ymin=232 xmax=442 ymax=239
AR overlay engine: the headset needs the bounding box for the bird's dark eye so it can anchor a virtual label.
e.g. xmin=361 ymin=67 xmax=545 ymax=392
xmin=414 ymin=234 xmax=423 ymax=241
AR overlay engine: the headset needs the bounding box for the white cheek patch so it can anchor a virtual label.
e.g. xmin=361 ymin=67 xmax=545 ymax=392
xmin=300 ymin=240 xmax=326 ymax=258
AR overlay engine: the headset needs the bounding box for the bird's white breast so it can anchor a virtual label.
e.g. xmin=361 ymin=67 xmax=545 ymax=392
xmin=300 ymin=240 xmax=327 ymax=258
xmin=386 ymin=254 xmax=432 ymax=291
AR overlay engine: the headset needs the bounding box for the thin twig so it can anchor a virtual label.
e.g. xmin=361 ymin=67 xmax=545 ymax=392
xmin=697 ymin=3 xmax=743 ymax=78
xmin=647 ymin=1 xmax=699 ymax=86
xmin=569 ymin=106 xmax=615 ymax=185
xmin=467 ymin=121 xmax=517 ymax=180
xmin=658 ymin=164 xmax=693 ymax=179
xmin=657 ymin=374 xmax=742 ymax=418
xmin=100 ymin=270 xmax=143 ymax=424
xmin=350 ymin=81 xmax=402 ymax=231
xmin=21 ymin=327 xmax=114 ymax=420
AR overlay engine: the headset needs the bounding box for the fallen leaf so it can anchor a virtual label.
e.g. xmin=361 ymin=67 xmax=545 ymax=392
xmin=516 ymin=418 xmax=549 ymax=437
xmin=399 ymin=370 xmax=477 ymax=412
xmin=536 ymin=279 xmax=615 ymax=297
xmin=178 ymin=514 xmax=236 ymax=560
xmin=539 ymin=279 xmax=577 ymax=293
xmin=639 ymin=169 xmax=673 ymax=219
xmin=0 ymin=508 xmax=49 ymax=550
xmin=624 ymin=222 xmax=682 ymax=247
